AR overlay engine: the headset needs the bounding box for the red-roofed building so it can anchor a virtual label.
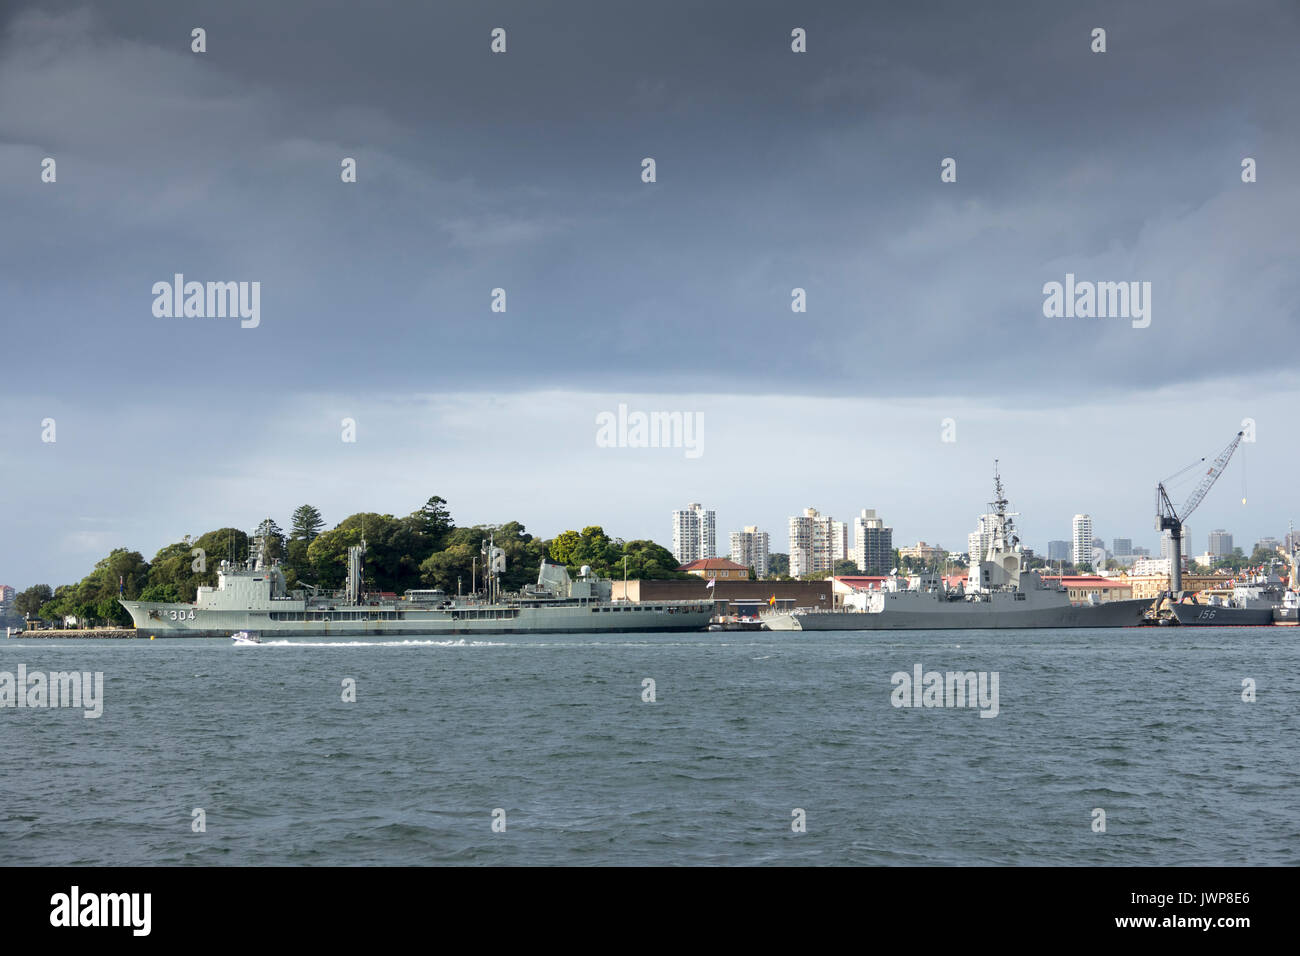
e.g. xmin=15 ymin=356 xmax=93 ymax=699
xmin=832 ymin=575 xmax=890 ymax=592
xmin=678 ymin=558 xmax=750 ymax=581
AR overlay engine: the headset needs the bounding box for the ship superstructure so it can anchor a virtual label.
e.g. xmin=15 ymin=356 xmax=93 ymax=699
xmin=765 ymin=466 xmax=1151 ymax=630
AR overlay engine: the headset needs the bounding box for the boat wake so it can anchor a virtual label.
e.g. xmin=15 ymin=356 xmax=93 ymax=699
xmin=256 ymin=638 xmax=509 ymax=648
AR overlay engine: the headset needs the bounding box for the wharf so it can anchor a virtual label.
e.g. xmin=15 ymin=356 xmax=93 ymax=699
xmin=6 ymin=627 xmax=138 ymax=639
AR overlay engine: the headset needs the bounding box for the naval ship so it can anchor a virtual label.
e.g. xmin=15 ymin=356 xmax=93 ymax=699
xmin=119 ymin=537 xmax=714 ymax=637
xmin=1166 ymin=571 xmax=1287 ymax=626
xmin=765 ymin=470 xmax=1151 ymax=631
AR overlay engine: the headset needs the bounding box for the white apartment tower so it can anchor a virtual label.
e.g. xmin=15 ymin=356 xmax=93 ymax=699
xmin=788 ymin=508 xmax=846 ymax=578
xmin=853 ymin=509 xmax=893 ymax=574
xmin=729 ymin=526 xmax=770 ymax=579
xmin=1072 ymin=514 xmax=1093 ymax=567
xmin=671 ymin=503 xmax=716 ymax=564
xmin=968 ymin=515 xmax=994 ymax=565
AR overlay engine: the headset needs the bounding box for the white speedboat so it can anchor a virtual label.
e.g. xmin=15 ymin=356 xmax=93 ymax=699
xmin=230 ymin=630 xmax=262 ymax=645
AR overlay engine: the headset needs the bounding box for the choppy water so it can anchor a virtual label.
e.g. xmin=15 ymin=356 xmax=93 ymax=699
xmin=1 ymin=628 xmax=1296 ymax=865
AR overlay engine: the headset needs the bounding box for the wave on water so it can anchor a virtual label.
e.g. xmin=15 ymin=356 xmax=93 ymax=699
xmin=257 ymin=638 xmax=509 ymax=648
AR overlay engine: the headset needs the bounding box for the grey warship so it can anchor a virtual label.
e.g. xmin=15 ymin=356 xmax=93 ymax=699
xmin=765 ymin=469 xmax=1151 ymax=631
xmin=119 ymin=537 xmax=713 ymax=637
xmin=1167 ymin=572 xmax=1285 ymax=626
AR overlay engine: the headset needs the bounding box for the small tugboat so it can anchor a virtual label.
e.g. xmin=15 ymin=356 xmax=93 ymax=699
xmin=230 ymin=630 xmax=263 ymax=645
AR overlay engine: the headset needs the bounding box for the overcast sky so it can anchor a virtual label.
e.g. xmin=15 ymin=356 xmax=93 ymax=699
xmin=2 ymin=0 xmax=1297 ymax=586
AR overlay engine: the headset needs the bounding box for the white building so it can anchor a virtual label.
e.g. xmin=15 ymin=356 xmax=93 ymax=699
xmin=853 ymin=509 xmax=893 ymax=574
xmin=968 ymin=509 xmax=1009 ymax=565
xmin=788 ymin=508 xmax=846 ymax=578
xmin=729 ymin=526 xmax=770 ymax=579
xmin=1132 ymin=555 xmax=1188 ymax=577
xmin=1072 ymin=514 xmax=1094 ymax=567
xmin=671 ymin=503 xmax=716 ymax=564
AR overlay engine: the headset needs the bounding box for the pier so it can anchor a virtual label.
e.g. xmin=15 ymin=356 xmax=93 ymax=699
xmin=6 ymin=627 xmax=138 ymax=639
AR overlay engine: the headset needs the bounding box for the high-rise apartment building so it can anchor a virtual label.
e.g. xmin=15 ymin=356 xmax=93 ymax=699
xmin=788 ymin=508 xmax=846 ymax=578
xmin=853 ymin=509 xmax=893 ymax=574
xmin=1072 ymin=514 xmax=1093 ymax=566
xmin=969 ymin=511 xmax=1008 ymax=565
xmin=1208 ymin=529 xmax=1233 ymax=557
xmin=729 ymin=526 xmax=770 ymax=579
xmin=1047 ymin=540 xmax=1071 ymax=562
xmin=671 ymin=503 xmax=715 ymax=564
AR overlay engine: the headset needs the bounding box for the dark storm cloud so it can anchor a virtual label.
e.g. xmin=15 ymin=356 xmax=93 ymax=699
xmin=1 ymin=0 xmax=1297 ymax=401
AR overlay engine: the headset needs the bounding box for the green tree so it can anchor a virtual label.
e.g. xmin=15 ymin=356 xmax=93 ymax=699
xmin=418 ymin=522 xmax=546 ymax=593
xmin=618 ymin=540 xmax=691 ymax=580
xmin=571 ymin=526 xmax=619 ymax=570
xmin=549 ymin=530 xmax=582 ymax=565
xmin=38 ymin=549 xmax=148 ymax=626
xmin=341 ymin=512 xmax=430 ymax=593
xmin=833 ymin=559 xmax=859 ymax=576
xmin=306 ymin=523 xmax=366 ymax=589
xmin=767 ymin=553 xmax=790 ymax=578
xmin=146 ymin=540 xmax=209 ymax=602
xmin=419 ymin=542 xmax=477 ymax=592
xmin=193 ymin=528 xmax=250 ymax=570
xmin=411 ymin=496 xmax=453 ymax=547
xmin=290 ymin=505 xmax=325 ymax=542
xmin=139 ymin=583 xmax=182 ymax=603
xmin=14 ymin=584 xmax=53 ymax=618
xmin=1249 ymin=545 xmax=1278 ymax=566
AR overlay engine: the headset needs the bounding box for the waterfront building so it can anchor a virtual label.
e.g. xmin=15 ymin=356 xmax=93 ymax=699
xmin=678 ymin=558 xmax=750 ymax=581
xmin=671 ymin=503 xmax=716 ymax=564
xmin=788 ymin=508 xmax=846 ymax=578
xmin=853 ymin=509 xmax=893 ymax=574
xmin=729 ymin=526 xmax=769 ymax=579
xmin=612 ymin=577 xmax=834 ymax=615
xmin=1127 ymin=572 xmax=1227 ymax=601
xmin=1132 ymin=555 xmax=1191 ymax=578
xmin=1041 ymin=575 xmax=1134 ymax=603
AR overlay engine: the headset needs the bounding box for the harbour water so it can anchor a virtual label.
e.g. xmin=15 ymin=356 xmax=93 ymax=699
xmin=1 ymin=628 xmax=1296 ymax=866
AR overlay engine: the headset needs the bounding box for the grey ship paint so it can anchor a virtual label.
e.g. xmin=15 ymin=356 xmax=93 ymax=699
xmin=120 ymin=540 xmax=712 ymax=637
xmin=765 ymin=469 xmax=1151 ymax=631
